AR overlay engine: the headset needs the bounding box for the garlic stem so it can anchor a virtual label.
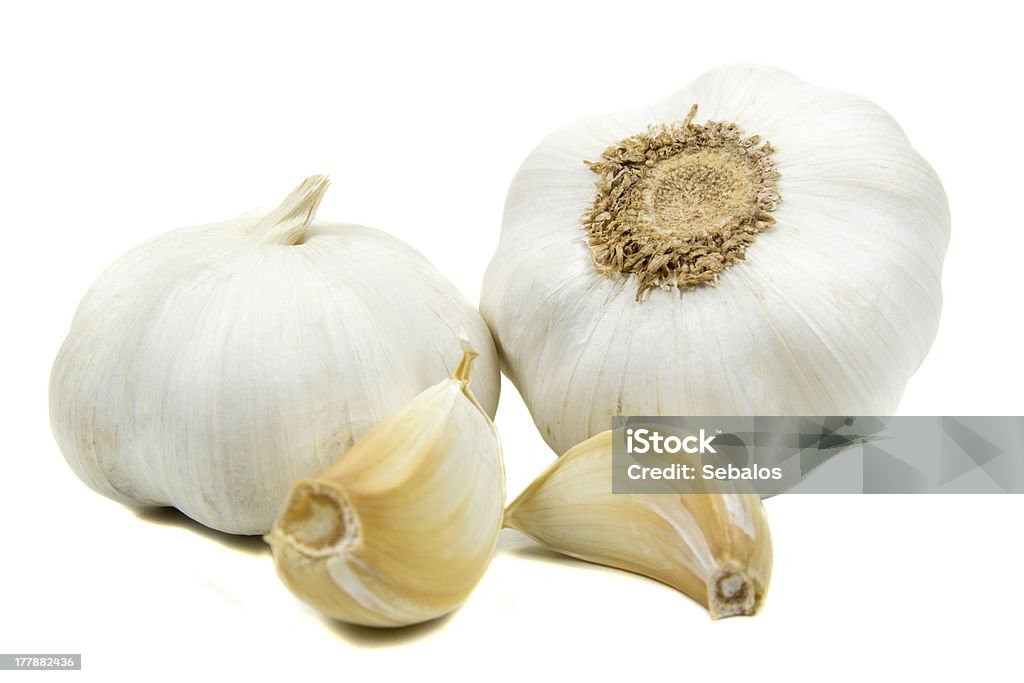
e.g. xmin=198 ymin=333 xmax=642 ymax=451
xmin=251 ymin=174 xmax=330 ymax=245
xmin=454 ymin=342 xmax=479 ymax=384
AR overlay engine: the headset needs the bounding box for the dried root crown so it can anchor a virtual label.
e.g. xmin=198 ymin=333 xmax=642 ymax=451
xmin=582 ymin=105 xmax=780 ymax=300
xmin=709 ymin=566 xmax=761 ymax=619
xmin=268 ymin=479 xmax=358 ymax=559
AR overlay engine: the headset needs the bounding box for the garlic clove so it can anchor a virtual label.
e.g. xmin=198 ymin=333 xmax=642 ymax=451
xmin=504 ymin=431 xmax=772 ymax=619
xmin=265 ymin=344 xmax=504 ymax=627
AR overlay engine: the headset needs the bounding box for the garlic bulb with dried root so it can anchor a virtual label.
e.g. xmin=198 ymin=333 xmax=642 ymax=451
xmin=505 ymin=431 xmax=772 ymax=619
xmin=50 ymin=176 xmax=499 ymax=535
xmin=265 ymin=344 xmax=503 ymax=627
xmin=482 ymin=64 xmax=950 ymax=455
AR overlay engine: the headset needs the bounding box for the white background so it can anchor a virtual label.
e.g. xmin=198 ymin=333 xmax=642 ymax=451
xmin=2 ymin=1 xmax=1022 ymax=680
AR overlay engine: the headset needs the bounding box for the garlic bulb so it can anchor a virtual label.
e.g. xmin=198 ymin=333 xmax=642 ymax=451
xmin=505 ymin=431 xmax=771 ymax=619
xmin=50 ymin=176 xmax=499 ymax=534
xmin=481 ymin=64 xmax=950 ymax=455
xmin=265 ymin=344 xmax=504 ymax=627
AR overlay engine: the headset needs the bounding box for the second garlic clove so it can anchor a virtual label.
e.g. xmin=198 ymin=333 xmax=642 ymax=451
xmin=504 ymin=431 xmax=773 ymax=619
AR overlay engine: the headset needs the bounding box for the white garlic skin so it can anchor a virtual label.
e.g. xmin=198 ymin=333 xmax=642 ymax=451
xmin=50 ymin=179 xmax=499 ymax=534
xmin=481 ymin=64 xmax=950 ymax=455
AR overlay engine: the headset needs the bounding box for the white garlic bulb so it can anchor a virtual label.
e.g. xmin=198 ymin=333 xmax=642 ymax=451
xmin=50 ymin=176 xmax=499 ymax=535
xmin=266 ymin=344 xmax=503 ymax=627
xmin=482 ymin=64 xmax=949 ymax=455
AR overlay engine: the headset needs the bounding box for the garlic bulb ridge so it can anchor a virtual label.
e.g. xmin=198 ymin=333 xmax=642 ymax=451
xmin=482 ymin=64 xmax=950 ymax=455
